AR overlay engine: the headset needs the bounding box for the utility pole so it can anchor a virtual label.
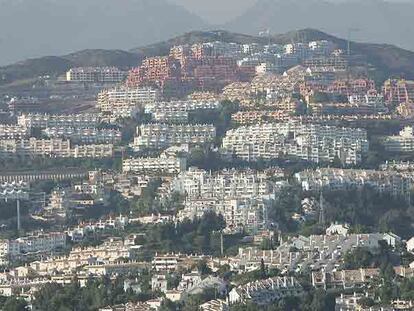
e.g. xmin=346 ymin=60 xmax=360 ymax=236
xmin=220 ymin=231 xmax=224 ymax=256
xmin=16 ymin=199 xmax=21 ymax=234
xmin=347 ymin=28 xmax=360 ymax=80
xmin=268 ymin=29 xmax=271 ymax=47
xmin=347 ymin=28 xmax=360 ymax=56
xmin=319 ymin=191 xmax=326 ymax=227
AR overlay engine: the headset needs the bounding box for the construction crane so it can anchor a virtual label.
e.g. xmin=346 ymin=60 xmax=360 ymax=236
xmin=319 ymin=191 xmax=326 ymax=227
xmin=347 ymin=27 xmax=360 ymax=57
xmin=259 ymin=29 xmax=271 ymax=46
xmin=346 ymin=27 xmax=361 ymax=83
xmin=1 ymin=197 xmax=24 ymax=236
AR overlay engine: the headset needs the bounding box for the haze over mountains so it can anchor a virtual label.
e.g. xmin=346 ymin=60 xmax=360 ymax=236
xmin=1 ymin=0 xmax=414 ymax=66
xmin=168 ymin=0 xmax=257 ymax=24
xmin=0 ymin=0 xmax=206 ymax=65
xmin=224 ymin=0 xmax=414 ymax=52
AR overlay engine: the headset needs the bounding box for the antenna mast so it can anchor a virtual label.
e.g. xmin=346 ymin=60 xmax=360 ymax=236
xmin=319 ymin=191 xmax=326 ymax=227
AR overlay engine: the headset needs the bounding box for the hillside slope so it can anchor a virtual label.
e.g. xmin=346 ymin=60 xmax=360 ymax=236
xmin=2 ymin=29 xmax=414 ymax=86
xmin=0 ymin=50 xmax=140 ymax=85
xmin=131 ymin=30 xmax=270 ymax=56
xmin=271 ymin=29 xmax=414 ymax=79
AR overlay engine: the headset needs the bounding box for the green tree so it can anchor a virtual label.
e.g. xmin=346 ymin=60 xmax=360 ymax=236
xmin=358 ymin=297 xmax=375 ymax=308
xmin=197 ymin=259 xmax=213 ymax=276
xmin=342 ymin=247 xmax=375 ymax=269
xmin=3 ymin=297 xmax=28 ymax=311
xmin=260 ymin=258 xmax=267 ymax=279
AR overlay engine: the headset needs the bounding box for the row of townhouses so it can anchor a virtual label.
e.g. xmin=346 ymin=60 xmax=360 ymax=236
xmin=228 ymin=276 xmax=302 ymax=305
xmin=145 ymin=100 xmax=220 ymax=123
xmin=18 ymin=113 xmax=100 ymax=129
xmin=294 ymin=167 xmax=413 ymax=196
xmin=0 ymin=124 xmax=29 ymax=140
xmin=42 ymin=127 xmax=122 ymax=145
xmin=383 ymin=126 xmax=414 ymax=152
xmin=0 ymin=232 xmax=67 ymax=264
xmin=0 ymin=138 xmax=113 ymax=158
xmin=131 ymin=124 xmax=216 ymax=151
xmin=97 ymin=86 xmax=160 ymax=119
xmin=66 ymin=67 xmax=127 ymax=83
xmin=0 ymin=181 xmax=30 ymax=200
xmin=123 ymin=154 xmax=187 ymax=175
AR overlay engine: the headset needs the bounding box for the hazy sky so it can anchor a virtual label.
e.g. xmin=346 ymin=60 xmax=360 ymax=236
xmin=169 ymin=0 xmax=257 ymax=24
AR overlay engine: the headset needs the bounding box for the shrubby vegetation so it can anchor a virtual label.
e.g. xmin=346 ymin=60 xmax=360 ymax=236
xmin=133 ymin=212 xmax=226 ymax=260
xmin=270 ymin=184 xmax=414 ymax=238
xmin=342 ymin=242 xmax=397 ymax=270
xmin=32 ymin=274 xmax=153 ymax=311
xmin=188 ymin=100 xmax=239 ymax=141
xmin=321 ymin=187 xmax=413 ymax=238
xmin=0 ymin=296 xmax=28 ymax=311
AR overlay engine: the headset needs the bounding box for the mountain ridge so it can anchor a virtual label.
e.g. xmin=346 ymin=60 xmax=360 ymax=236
xmin=2 ymin=29 xmax=414 ymax=86
xmin=224 ymin=0 xmax=414 ymax=52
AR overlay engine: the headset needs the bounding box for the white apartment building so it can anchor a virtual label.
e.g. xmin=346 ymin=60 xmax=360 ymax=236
xmin=177 ymin=271 xmax=203 ymax=292
xmin=18 ymin=113 xmax=100 ymax=129
xmin=0 ymin=125 xmax=29 ymax=140
xmin=47 ymin=190 xmax=68 ymax=211
xmin=43 ymin=127 xmax=122 ymax=144
xmin=151 ymin=111 xmax=189 ymax=123
xmin=172 ymin=168 xmax=273 ymax=200
xmin=308 ymin=40 xmax=336 ymax=56
xmin=72 ymin=144 xmax=113 ymax=158
xmin=349 ymin=93 xmax=386 ymax=109
xmin=256 ymin=62 xmax=280 ymax=75
xmin=66 ymin=67 xmax=126 ymax=83
xmin=144 ymin=100 xmax=220 ymax=123
xmin=284 ymin=42 xmax=309 ymax=59
xmin=0 ymin=138 xmax=113 ymax=158
xmin=380 ymin=161 xmax=414 ymax=172
xmin=27 ymin=238 xmax=134 ymax=275
xmin=67 ymin=215 xmax=128 ymax=242
xmin=131 ymin=124 xmax=216 ymax=151
xmin=0 ymin=138 xmax=71 ymax=157
xmin=151 ymin=274 xmax=168 ymax=293
xmin=0 ymin=231 xmax=66 ymax=261
xmin=200 ymin=299 xmax=229 ymax=311
xmin=98 ymin=87 xmax=160 ymax=107
xmin=97 ymin=86 xmax=160 ymax=118
xmin=383 ymin=126 xmax=414 ymax=152
xmin=178 ymin=197 xmax=270 ymax=233
xmin=294 ymin=168 xmax=413 ymax=196
xmin=123 ymin=155 xmax=186 ymax=175
xmin=152 ymin=254 xmax=179 ymax=272
xmin=222 ymin=122 xmax=368 ymax=165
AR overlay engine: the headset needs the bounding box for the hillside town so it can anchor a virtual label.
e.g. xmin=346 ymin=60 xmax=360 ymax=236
xmin=2 ymin=33 xmax=414 ymax=311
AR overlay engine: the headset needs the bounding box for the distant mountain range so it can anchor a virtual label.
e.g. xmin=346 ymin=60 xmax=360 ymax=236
xmin=224 ymin=0 xmax=414 ymax=51
xmin=0 ymin=0 xmax=206 ymax=66
xmin=1 ymin=0 xmax=414 ymax=66
xmin=2 ymin=29 xmax=414 ymax=87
